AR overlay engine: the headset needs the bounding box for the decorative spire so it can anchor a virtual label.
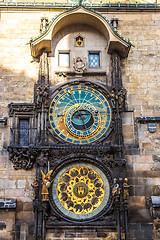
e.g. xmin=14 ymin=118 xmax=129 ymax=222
xmin=111 ymin=17 xmax=118 ymax=30
xmin=79 ymin=0 xmax=83 ymax=5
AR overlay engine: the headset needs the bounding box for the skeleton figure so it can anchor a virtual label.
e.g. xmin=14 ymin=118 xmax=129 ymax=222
xmin=41 ymin=170 xmax=53 ymax=201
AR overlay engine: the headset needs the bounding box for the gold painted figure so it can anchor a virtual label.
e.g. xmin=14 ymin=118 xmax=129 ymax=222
xmin=41 ymin=170 xmax=53 ymax=201
xmin=110 ymin=89 xmax=118 ymax=108
xmin=123 ymin=178 xmax=130 ymax=200
xmin=76 ymin=36 xmax=83 ymax=47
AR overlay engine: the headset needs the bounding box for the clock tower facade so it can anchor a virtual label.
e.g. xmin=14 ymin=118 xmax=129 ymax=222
xmin=23 ymin=6 xmax=130 ymax=239
xmin=7 ymin=4 xmax=134 ymax=240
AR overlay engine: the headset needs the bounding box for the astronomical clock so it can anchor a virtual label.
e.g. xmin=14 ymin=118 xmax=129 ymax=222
xmin=7 ymin=4 xmax=130 ymax=239
xmin=46 ymin=80 xmax=118 ymax=225
xmin=49 ymin=84 xmax=112 ymax=145
xmin=8 ymin=76 xmax=126 ymax=237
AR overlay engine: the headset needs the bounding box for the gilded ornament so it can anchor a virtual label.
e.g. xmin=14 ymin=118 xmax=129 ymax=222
xmin=57 ymin=166 xmax=105 ymax=215
xmin=41 ymin=170 xmax=53 ymax=201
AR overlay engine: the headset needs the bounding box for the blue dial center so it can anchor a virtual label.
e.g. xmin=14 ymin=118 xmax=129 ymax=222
xmin=71 ymin=110 xmax=94 ymax=131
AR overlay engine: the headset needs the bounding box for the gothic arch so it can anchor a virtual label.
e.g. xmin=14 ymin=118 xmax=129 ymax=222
xmin=30 ymin=5 xmax=131 ymax=58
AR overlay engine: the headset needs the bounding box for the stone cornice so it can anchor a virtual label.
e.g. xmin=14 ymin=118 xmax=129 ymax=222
xmin=7 ymin=144 xmax=124 ymax=170
xmin=8 ymin=103 xmax=34 ymax=117
xmin=0 ymin=2 xmax=159 ymax=11
xmin=136 ymin=117 xmax=160 ymax=122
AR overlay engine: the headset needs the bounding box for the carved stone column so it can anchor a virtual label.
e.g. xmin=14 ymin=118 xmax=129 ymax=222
xmin=111 ymin=51 xmax=124 ymax=158
xmin=111 ymin=50 xmax=127 ymax=240
xmin=124 ymin=202 xmax=129 ymax=240
xmin=35 ymin=52 xmax=49 ymax=145
xmin=33 ymin=149 xmax=50 ymax=240
xmin=115 ymin=202 xmax=121 ymax=240
xmin=33 ymin=200 xmax=39 ymax=240
xmin=111 ymin=51 xmax=122 ymax=89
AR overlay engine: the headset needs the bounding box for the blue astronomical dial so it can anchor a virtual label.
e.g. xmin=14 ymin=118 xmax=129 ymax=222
xmin=71 ymin=110 xmax=94 ymax=130
xmin=49 ymin=85 xmax=112 ymax=144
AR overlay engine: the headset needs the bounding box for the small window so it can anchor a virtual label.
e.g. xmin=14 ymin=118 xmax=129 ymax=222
xmin=89 ymin=52 xmax=100 ymax=68
xmin=19 ymin=119 xmax=29 ymax=146
xmin=58 ymin=52 xmax=70 ymax=67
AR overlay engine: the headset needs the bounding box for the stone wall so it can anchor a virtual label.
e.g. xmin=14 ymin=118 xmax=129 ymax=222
xmin=46 ymin=229 xmax=118 ymax=240
xmin=119 ymin=10 xmax=160 ymax=223
xmin=0 ymin=6 xmax=160 ymax=239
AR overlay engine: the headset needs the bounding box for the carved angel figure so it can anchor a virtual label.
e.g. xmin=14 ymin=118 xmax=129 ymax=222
xmin=73 ymin=57 xmax=86 ymax=74
xmin=41 ymin=170 xmax=53 ymax=201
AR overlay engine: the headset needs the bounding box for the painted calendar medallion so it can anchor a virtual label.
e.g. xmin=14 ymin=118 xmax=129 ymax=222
xmin=52 ymin=163 xmax=110 ymax=221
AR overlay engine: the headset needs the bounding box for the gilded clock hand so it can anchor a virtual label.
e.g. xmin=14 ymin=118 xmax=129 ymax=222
xmin=72 ymin=109 xmax=87 ymax=130
xmin=75 ymin=111 xmax=88 ymax=131
xmin=68 ymin=91 xmax=88 ymax=130
xmin=68 ymin=91 xmax=79 ymax=108
xmin=75 ymin=113 xmax=90 ymax=116
xmin=57 ymin=113 xmax=90 ymax=117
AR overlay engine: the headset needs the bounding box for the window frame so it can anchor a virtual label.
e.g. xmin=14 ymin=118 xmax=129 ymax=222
xmin=18 ymin=117 xmax=30 ymax=147
xmin=58 ymin=51 xmax=70 ymax=67
xmin=88 ymin=51 xmax=101 ymax=68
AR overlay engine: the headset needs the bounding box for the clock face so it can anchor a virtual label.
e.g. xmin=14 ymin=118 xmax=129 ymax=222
xmin=52 ymin=162 xmax=110 ymax=221
xmin=49 ymin=85 xmax=112 ymax=144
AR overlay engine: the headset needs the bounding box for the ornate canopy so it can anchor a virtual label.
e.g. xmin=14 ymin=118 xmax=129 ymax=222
xmin=30 ymin=5 xmax=132 ymax=58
